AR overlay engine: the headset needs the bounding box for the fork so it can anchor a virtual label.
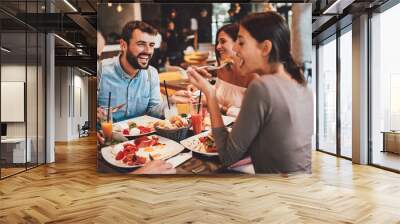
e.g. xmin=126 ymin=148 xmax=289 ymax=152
xmin=197 ymin=62 xmax=232 ymax=85
xmin=111 ymin=103 xmax=126 ymax=113
xmin=197 ymin=61 xmax=232 ymax=72
xmin=184 ymin=61 xmax=232 ymax=85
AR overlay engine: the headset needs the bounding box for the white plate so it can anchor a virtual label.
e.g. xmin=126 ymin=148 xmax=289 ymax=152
xmin=113 ymin=115 xmax=162 ymax=138
xmin=101 ymin=135 xmax=185 ymax=168
xmin=180 ymin=130 xmax=218 ymax=156
xmin=203 ymin=115 xmax=235 ymax=131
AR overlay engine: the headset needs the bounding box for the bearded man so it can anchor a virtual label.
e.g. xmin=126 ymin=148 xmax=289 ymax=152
xmin=98 ymin=21 xmax=192 ymax=122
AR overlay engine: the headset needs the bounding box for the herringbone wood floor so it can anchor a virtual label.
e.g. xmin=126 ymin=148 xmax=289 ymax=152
xmin=1 ymin=135 xmax=400 ymax=224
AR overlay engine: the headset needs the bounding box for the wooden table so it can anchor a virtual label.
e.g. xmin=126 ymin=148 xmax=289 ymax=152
xmin=159 ymin=72 xmax=183 ymax=82
xmin=176 ymin=149 xmax=223 ymax=174
xmin=184 ymin=55 xmax=207 ymax=66
xmin=184 ymin=51 xmax=217 ymax=66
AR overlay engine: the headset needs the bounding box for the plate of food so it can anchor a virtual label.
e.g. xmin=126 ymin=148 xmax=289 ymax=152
xmin=180 ymin=130 xmax=218 ymax=156
xmin=154 ymin=115 xmax=191 ymax=142
xmin=154 ymin=115 xmax=190 ymax=129
xmin=113 ymin=115 xmax=162 ymax=138
xmin=101 ymin=135 xmax=185 ymax=168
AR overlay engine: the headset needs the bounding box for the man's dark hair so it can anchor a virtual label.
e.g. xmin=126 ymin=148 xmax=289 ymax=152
xmin=121 ymin=21 xmax=158 ymax=44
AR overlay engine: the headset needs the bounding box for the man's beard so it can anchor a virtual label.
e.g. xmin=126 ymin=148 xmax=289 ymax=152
xmin=126 ymin=50 xmax=152 ymax=70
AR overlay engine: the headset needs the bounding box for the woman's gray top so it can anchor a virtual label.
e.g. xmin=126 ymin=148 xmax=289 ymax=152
xmin=213 ymin=74 xmax=314 ymax=174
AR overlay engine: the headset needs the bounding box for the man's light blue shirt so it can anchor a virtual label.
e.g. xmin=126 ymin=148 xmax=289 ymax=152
xmin=98 ymin=56 xmax=166 ymax=122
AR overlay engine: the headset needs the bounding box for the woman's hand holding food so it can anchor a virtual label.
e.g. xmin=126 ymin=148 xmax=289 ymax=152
xmin=187 ymin=66 xmax=224 ymax=129
xmin=186 ymin=67 xmax=215 ymax=99
xmin=186 ymin=84 xmax=208 ymax=105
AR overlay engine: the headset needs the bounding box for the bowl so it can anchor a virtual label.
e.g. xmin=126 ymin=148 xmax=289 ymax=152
xmin=155 ymin=125 xmax=191 ymax=142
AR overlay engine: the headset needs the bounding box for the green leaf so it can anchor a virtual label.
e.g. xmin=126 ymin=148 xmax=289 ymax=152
xmin=129 ymin=122 xmax=137 ymax=130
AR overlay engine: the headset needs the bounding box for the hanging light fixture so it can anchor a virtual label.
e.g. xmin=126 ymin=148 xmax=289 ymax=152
xmin=63 ymin=0 xmax=78 ymax=12
xmin=322 ymin=0 xmax=354 ymax=15
xmin=78 ymin=67 xmax=94 ymax=76
xmin=107 ymin=3 xmax=112 ymax=7
xmin=54 ymin=34 xmax=76 ymax=48
xmin=117 ymin=4 xmax=123 ymax=13
xmin=1 ymin=47 xmax=11 ymax=53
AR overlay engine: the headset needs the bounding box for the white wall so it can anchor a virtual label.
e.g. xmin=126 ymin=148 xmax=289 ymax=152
xmin=1 ymin=65 xmax=27 ymax=142
xmin=54 ymin=67 xmax=89 ymax=141
xmin=72 ymin=72 xmax=89 ymax=138
xmin=54 ymin=66 xmax=69 ymax=141
xmin=1 ymin=65 xmax=40 ymax=137
xmin=1 ymin=64 xmax=45 ymax=164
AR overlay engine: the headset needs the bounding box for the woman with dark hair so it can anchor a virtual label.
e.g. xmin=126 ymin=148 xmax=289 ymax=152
xmin=187 ymin=12 xmax=313 ymax=174
xmin=212 ymin=23 xmax=256 ymax=117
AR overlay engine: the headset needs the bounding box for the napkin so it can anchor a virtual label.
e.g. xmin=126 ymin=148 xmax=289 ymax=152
xmin=166 ymin=151 xmax=192 ymax=168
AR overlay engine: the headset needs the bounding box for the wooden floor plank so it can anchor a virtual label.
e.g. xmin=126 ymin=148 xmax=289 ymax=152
xmin=0 ymin=135 xmax=399 ymax=223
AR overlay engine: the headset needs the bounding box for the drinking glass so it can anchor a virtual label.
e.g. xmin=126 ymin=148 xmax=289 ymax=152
xmin=99 ymin=107 xmax=113 ymax=144
xmin=190 ymin=102 xmax=203 ymax=134
xmin=164 ymin=105 xmax=178 ymax=120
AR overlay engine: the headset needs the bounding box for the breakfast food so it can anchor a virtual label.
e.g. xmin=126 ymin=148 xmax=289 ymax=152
xmin=114 ymin=136 xmax=164 ymax=166
xmin=199 ymin=133 xmax=217 ymax=153
xmin=134 ymin=136 xmax=163 ymax=148
xmin=115 ymin=142 xmax=147 ymax=166
xmin=116 ymin=120 xmax=154 ymax=136
xmin=154 ymin=115 xmax=189 ymax=130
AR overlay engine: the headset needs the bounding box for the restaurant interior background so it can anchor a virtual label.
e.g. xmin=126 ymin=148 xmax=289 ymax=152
xmin=0 ymin=0 xmax=47 ymax=178
xmin=315 ymin=0 xmax=400 ymax=172
xmin=0 ymin=0 xmax=399 ymax=178
xmin=96 ymin=2 xmax=312 ymax=174
xmin=1 ymin=1 xmax=400 ymax=222
xmin=0 ymin=0 xmax=97 ymax=179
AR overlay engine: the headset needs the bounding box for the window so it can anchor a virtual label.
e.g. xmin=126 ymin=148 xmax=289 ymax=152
xmin=317 ymin=37 xmax=337 ymax=154
xmin=0 ymin=1 xmax=47 ymax=179
xmin=371 ymin=2 xmax=400 ymax=171
xmin=339 ymin=29 xmax=352 ymax=158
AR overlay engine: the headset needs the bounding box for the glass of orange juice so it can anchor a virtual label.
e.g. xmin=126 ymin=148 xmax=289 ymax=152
xmin=190 ymin=102 xmax=203 ymax=135
xmin=99 ymin=107 xmax=113 ymax=144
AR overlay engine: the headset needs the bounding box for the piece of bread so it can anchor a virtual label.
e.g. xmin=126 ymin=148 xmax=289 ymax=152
xmin=220 ymin=57 xmax=234 ymax=65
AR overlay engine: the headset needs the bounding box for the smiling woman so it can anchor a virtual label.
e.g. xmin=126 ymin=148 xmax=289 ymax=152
xmin=187 ymin=12 xmax=313 ymax=174
xmin=212 ymin=23 xmax=256 ymax=117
